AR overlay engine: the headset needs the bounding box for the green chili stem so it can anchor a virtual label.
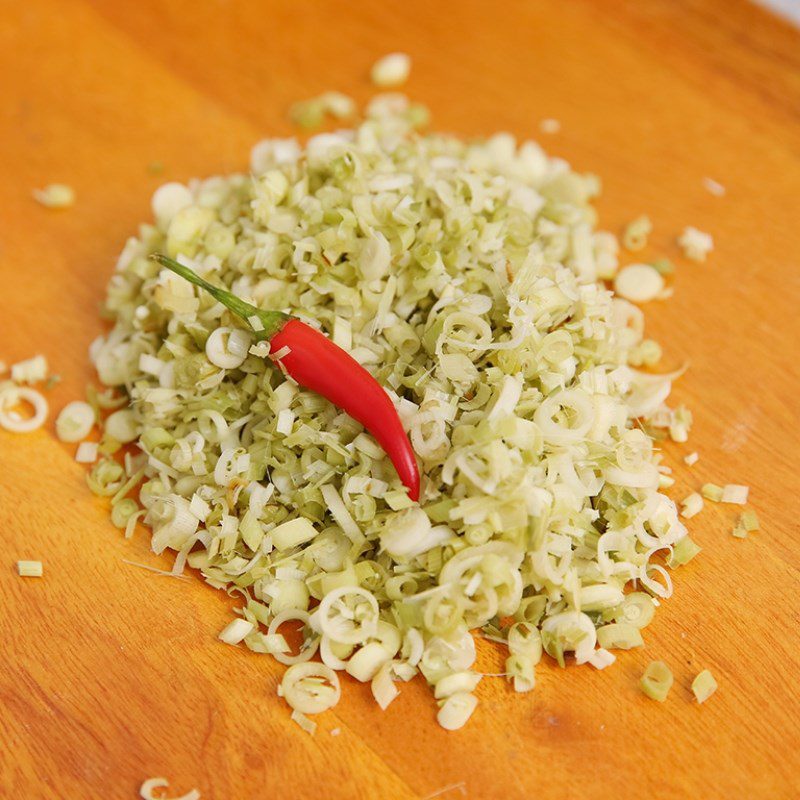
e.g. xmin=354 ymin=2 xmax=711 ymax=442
xmin=150 ymin=253 xmax=290 ymax=339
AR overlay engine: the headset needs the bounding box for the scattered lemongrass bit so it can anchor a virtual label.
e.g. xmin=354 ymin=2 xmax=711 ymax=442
xmin=55 ymin=400 xmax=95 ymax=442
xmin=691 ymin=669 xmax=718 ymax=703
xmin=422 ymin=781 xmax=467 ymax=800
xmin=289 ymin=98 xmax=326 ymax=129
xmin=622 ymin=215 xmax=652 ymax=251
xmin=122 ymin=559 xmax=189 ymax=579
xmin=539 ymin=118 xmax=561 ymax=134
xmin=17 ymin=560 xmax=43 ymax=578
xmin=678 ymin=226 xmax=714 ymax=262
xmin=701 ymin=483 xmax=724 ymax=502
xmin=218 ymin=618 xmax=255 ymax=646
xmin=75 ymin=441 xmax=99 ymax=463
xmin=651 ymin=257 xmax=674 ymax=275
xmin=731 ymin=523 xmax=748 ymax=539
xmin=0 ymin=386 xmax=49 ymax=433
xmin=596 ymin=623 xmax=644 ymax=651
xmin=614 ymin=264 xmax=665 ymax=303
xmin=371 ymin=52 xmax=411 ymax=87
xmin=371 ymin=662 xmax=400 ymax=709
xmin=280 ymin=663 xmax=341 ymax=714
xmin=330 ymin=727 xmax=341 ymax=736
xmin=702 ymin=177 xmax=726 ymax=197
xmin=740 ymin=510 xmax=760 ymax=531
xmin=587 ymin=648 xmax=616 ymax=670
xmin=45 ymin=374 xmax=62 ymax=390
xmin=436 ymin=692 xmax=478 ymax=730
xmin=669 ymin=405 xmax=692 ymax=443
xmin=680 ymin=492 xmax=704 ymax=520
xmin=684 ymin=451 xmax=699 ymax=466
xmin=11 ymin=355 xmax=48 ymax=384
xmin=319 ymin=91 xmax=355 ymax=119
xmin=33 ymin=183 xmax=75 ymax=209
xmin=139 ymin=777 xmax=201 ymax=800
xmin=291 ymin=709 xmax=318 ymax=735
xmin=148 ymin=161 xmax=165 ymax=175
xmin=721 ymin=484 xmax=749 ymax=505
xmin=667 ymin=535 xmax=701 ymax=568
xmin=613 ymin=592 xmax=656 ymax=629
xmin=640 ymin=660 xmax=673 ymax=702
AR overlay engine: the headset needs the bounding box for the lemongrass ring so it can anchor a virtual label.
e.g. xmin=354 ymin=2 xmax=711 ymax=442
xmin=280 ymin=662 xmax=341 ymax=714
xmin=0 ymin=386 xmax=48 ymax=433
xmin=267 ymin=609 xmax=319 ymax=665
xmin=316 ymin=586 xmax=379 ymax=645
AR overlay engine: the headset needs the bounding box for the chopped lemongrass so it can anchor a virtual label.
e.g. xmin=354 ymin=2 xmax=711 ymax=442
xmin=539 ymin=118 xmax=561 ymax=134
xmin=291 ymin=709 xmax=317 ymax=735
xmin=622 ymin=215 xmax=652 ymax=251
xmin=11 ymin=355 xmax=48 ymax=384
xmin=17 ymin=560 xmax=43 ymax=577
xmin=56 ymin=401 xmax=95 ymax=442
xmin=613 ymin=592 xmax=656 ymax=629
xmin=691 ymin=669 xmax=718 ymax=703
xmin=702 ymin=177 xmax=726 ymax=197
xmin=75 ymin=441 xmax=99 ymax=463
xmin=731 ymin=524 xmax=748 ymax=539
xmin=684 ymin=451 xmax=699 ymax=466
xmin=721 ymin=484 xmax=749 ymax=505
xmin=280 ymin=662 xmax=341 ymax=714
xmin=667 ymin=535 xmax=701 ymax=567
xmin=436 ymin=692 xmax=478 ymax=730
xmin=330 ymin=727 xmax=341 ymax=736
xmin=680 ymin=492 xmax=704 ymax=519
xmin=139 ymin=777 xmax=201 ymax=800
xmin=701 ymin=483 xmax=724 ymax=502
xmin=678 ymin=226 xmax=714 ymax=262
xmin=371 ymin=53 xmax=411 ymax=87
xmin=218 ymin=618 xmax=255 ymax=645
xmin=740 ymin=510 xmax=760 ymax=531
xmin=640 ymin=660 xmax=673 ymax=702
xmin=614 ymin=264 xmax=665 ymax=303
xmin=587 ymin=648 xmax=616 ymax=669
xmin=0 ymin=386 xmax=48 ymax=433
xmin=33 ymin=183 xmax=75 ymax=209
xmin=596 ymin=623 xmax=644 ymax=650
xmin=89 ymin=91 xmax=713 ymax=731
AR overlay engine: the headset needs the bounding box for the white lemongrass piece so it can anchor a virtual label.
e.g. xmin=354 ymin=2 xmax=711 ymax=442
xmin=271 ymin=517 xmax=317 ymax=551
xmin=151 ymin=182 xmax=193 ymax=225
xmin=437 ymin=692 xmax=478 ymax=731
xmin=139 ymin=777 xmax=200 ymax=800
xmin=588 ymin=648 xmax=616 ymax=670
xmin=17 ymin=560 xmax=43 ymax=577
xmin=678 ymin=226 xmax=714 ymax=262
xmin=684 ymin=451 xmax=699 ymax=466
xmin=206 ymin=327 xmax=251 ymax=369
xmin=371 ymin=53 xmax=411 ymax=87
xmin=0 ymin=387 xmax=48 ymax=433
xmin=11 ymin=355 xmax=48 ymax=384
xmin=371 ymin=663 xmax=399 ymax=710
xmin=614 ymin=264 xmax=665 ymax=303
xmin=218 ymin=618 xmax=254 ymax=645
xmin=281 ymin=662 xmax=341 ymax=713
xmin=104 ymin=408 xmax=139 ymax=443
xmin=291 ymin=709 xmax=317 ymax=735
xmin=55 ymin=401 xmax=95 ymax=442
xmin=33 ymin=184 xmax=75 ymax=209
xmin=721 ymin=484 xmax=749 ymax=505
xmin=346 ymin=642 xmax=392 ymax=682
xmin=75 ymin=441 xmax=99 ymax=463
xmin=702 ymin=177 xmax=726 ymax=197
xmin=680 ymin=492 xmax=704 ymax=519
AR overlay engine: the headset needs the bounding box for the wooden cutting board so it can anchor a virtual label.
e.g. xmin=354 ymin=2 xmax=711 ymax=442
xmin=2 ymin=1 xmax=799 ymax=797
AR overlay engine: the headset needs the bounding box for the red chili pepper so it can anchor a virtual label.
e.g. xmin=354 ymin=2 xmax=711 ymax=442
xmin=151 ymin=254 xmax=420 ymax=501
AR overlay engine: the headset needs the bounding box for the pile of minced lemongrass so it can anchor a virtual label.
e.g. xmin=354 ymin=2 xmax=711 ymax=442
xmin=87 ymin=94 xmax=703 ymax=731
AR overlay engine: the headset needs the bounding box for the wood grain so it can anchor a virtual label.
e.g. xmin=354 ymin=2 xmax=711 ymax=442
xmin=2 ymin=1 xmax=800 ymax=798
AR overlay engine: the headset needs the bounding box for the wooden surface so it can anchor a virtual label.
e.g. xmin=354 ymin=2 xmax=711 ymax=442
xmin=2 ymin=1 xmax=800 ymax=798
